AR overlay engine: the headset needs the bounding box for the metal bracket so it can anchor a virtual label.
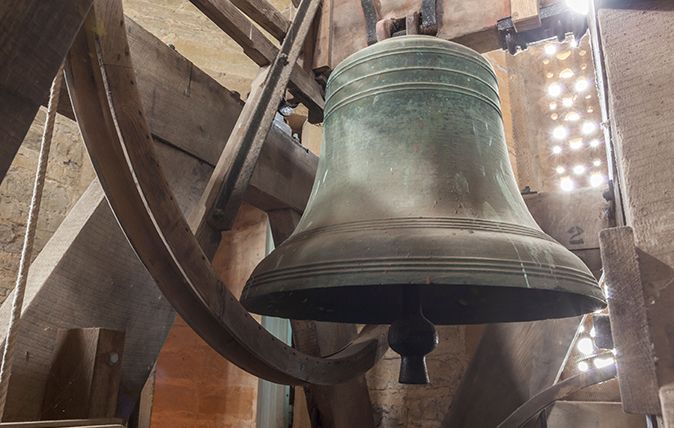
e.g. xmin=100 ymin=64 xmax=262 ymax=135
xmin=419 ymin=0 xmax=437 ymax=35
xmin=498 ymin=3 xmax=588 ymax=55
xmin=360 ymin=0 xmax=380 ymax=45
xmin=363 ymin=0 xmax=437 ymax=44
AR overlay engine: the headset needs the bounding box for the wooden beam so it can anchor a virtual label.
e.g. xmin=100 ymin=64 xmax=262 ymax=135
xmin=190 ymin=0 xmax=325 ymax=122
xmin=511 ymin=0 xmax=541 ymax=32
xmin=53 ymin=18 xmax=319 ymax=220
xmin=42 ymin=329 xmax=125 ymax=420
xmin=312 ymin=0 xmax=514 ymax=70
xmin=229 ymin=0 xmax=290 ymax=41
xmin=498 ymin=365 xmax=617 ymax=428
xmin=0 ymin=0 xmax=91 ymax=183
xmin=598 ymin=2 xmax=674 ymax=415
xmin=600 ymin=227 xmax=660 ymax=414
xmin=0 ymin=181 xmax=175 ymax=421
xmin=0 ymin=419 xmax=123 ymax=428
xmin=442 ymin=317 xmax=581 ymax=427
xmin=194 ymin=0 xmax=321 ymax=233
xmin=661 ymin=384 xmax=674 ymax=428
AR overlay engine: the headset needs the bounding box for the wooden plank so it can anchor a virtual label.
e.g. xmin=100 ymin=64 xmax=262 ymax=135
xmin=498 ymin=365 xmax=617 ymax=428
xmin=442 ymin=317 xmax=581 ymax=428
xmin=0 ymin=0 xmax=91 ymax=182
xmin=267 ymin=209 xmax=375 ymax=428
xmin=194 ymin=0 xmax=321 ymax=232
xmin=599 ymin=227 xmax=660 ymax=414
xmin=312 ymin=0 xmax=334 ymax=71
xmin=598 ymin=2 xmax=674 ymax=414
xmin=229 ymin=0 xmax=290 ymax=41
xmin=42 ymin=329 xmax=125 ymax=420
xmin=312 ymin=0 xmax=513 ymax=70
xmin=0 ymin=419 xmax=123 ymax=428
xmin=511 ymin=0 xmax=541 ymax=32
xmin=0 ymin=140 xmax=213 ymax=420
xmin=548 ymin=402 xmax=647 ymax=428
xmin=524 ymin=188 xmax=609 ymax=252
xmin=52 ymin=18 xmax=320 ymax=219
xmin=661 ymin=384 xmax=674 ymax=427
xmin=190 ymin=0 xmax=325 ymax=122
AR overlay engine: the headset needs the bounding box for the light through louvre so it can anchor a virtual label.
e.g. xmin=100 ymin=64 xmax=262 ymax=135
xmin=582 ymin=121 xmax=597 ymax=135
xmin=548 ymin=83 xmax=563 ymax=97
xmin=560 ymin=176 xmax=575 ymax=192
xmin=553 ymin=126 xmax=568 ymax=140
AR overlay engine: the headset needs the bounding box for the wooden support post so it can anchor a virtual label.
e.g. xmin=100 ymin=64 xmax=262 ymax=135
xmin=42 ymin=328 xmax=125 ymax=420
xmin=599 ymin=227 xmax=660 ymax=414
xmin=661 ymin=384 xmax=674 ymax=427
xmin=510 ymin=0 xmax=541 ymax=32
xmin=443 ymin=318 xmax=580 ymax=427
xmin=52 ymin=18 xmax=319 ymax=222
xmin=598 ymin=2 xmax=674 ymax=416
xmin=190 ymin=0 xmax=325 ymax=122
xmin=0 ymin=0 xmax=92 ymax=183
xmin=0 ymin=419 xmax=123 ymax=427
xmin=193 ymin=0 xmax=321 ymax=233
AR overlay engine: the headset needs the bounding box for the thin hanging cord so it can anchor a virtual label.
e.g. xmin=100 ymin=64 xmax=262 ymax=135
xmin=0 ymin=66 xmax=64 ymax=419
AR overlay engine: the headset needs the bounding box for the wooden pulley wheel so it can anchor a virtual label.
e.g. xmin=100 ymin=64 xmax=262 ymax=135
xmin=64 ymin=0 xmax=387 ymax=385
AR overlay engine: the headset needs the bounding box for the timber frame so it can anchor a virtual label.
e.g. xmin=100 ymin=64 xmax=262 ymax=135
xmin=64 ymin=0 xmax=388 ymax=386
xmin=4 ymin=0 xmax=667 ymax=426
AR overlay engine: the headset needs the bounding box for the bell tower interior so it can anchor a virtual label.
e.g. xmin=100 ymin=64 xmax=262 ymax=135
xmin=0 ymin=1 xmax=671 ymax=427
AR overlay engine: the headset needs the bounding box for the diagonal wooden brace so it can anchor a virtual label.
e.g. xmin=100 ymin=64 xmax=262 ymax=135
xmin=193 ymin=0 xmax=322 ymax=233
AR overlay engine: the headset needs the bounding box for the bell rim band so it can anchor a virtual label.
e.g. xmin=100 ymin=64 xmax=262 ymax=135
xmin=247 ymin=257 xmax=599 ymax=289
xmin=324 ymin=82 xmax=503 ymax=120
xmin=327 ymin=36 xmax=496 ymax=85
xmin=287 ymin=216 xmax=554 ymax=243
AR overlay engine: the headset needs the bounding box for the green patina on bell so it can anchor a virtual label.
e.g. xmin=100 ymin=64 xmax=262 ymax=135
xmin=241 ymin=36 xmax=605 ymax=383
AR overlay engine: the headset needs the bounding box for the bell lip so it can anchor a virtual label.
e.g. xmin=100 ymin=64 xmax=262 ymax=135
xmin=242 ymin=223 xmax=605 ymax=325
xmin=240 ymin=281 xmax=606 ymax=325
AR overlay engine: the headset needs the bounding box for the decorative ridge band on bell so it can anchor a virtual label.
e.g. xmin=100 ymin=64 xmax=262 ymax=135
xmin=241 ymin=35 xmax=605 ymax=383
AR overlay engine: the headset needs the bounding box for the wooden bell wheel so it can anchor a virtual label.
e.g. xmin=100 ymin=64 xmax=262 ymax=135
xmin=64 ymin=1 xmax=387 ymax=386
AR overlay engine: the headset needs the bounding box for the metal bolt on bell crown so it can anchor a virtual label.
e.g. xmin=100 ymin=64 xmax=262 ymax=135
xmin=241 ymin=35 xmax=606 ymax=384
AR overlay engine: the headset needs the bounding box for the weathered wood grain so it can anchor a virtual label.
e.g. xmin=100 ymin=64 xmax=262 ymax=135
xmin=0 ymin=138 xmax=214 ymax=420
xmin=0 ymin=0 xmax=92 ymax=182
xmin=511 ymin=0 xmax=541 ymax=32
xmin=54 ymin=18 xmax=319 ymax=220
xmin=313 ymin=0 xmax=514 ymax=69
xmin=42 ymin=329 xmax=125 ymax=420
xmin=442 ymin=317 xmax=581 ymax=428
xmin=599 ymin=2 xmax=674 ymax=414
xmin=498 ymin=365 xmax=617 ymax=428
xmin=599 ymin=227 xmax=660 ymax=414
xmin=194 ymin=0 xmax=321 ymax=232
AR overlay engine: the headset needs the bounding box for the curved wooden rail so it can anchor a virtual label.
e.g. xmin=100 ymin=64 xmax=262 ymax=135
xmin=497 ymin=364 xmax=618 ymax=428
xmin=64 ymin=1 xmax=387 ymax=385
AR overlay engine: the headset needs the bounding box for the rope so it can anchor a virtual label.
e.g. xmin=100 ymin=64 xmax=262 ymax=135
xmin=0 ymin=66 xmax=64 ymax=419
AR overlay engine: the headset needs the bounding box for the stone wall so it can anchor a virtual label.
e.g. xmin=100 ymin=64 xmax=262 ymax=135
xmin=0 ymin=110 xmax=95 ymax=302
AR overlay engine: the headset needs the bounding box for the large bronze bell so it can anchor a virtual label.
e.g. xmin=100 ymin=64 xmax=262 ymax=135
xmin=241 ymin=36 xmax=605 ymax=383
